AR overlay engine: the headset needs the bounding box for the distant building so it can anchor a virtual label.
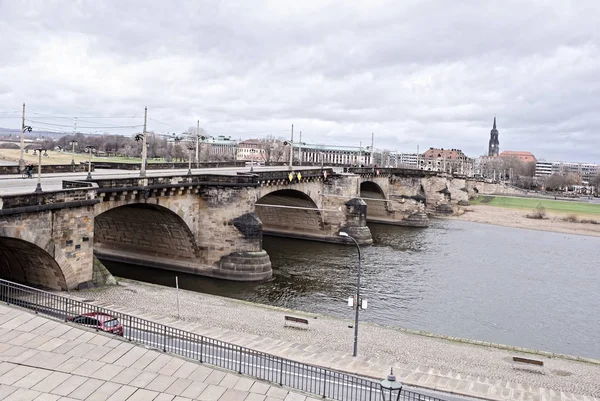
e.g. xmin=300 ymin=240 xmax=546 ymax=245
xmin=421 ymin=148 xmax=474 ymax=175
xmin=203 ymin=135 xmax=237 ymax=159
xmin=535 ymin=160 xmax=599 ymax=183
xmin=534 ymin=160 xmax=553 ymax=177
xmin=488 ymin=117 xmax=499 ymax=157
xmin=236 ymin=139 xmax=264 ymax=161
xmin=388 ymin=152 xmax=419 ymax=167
xmin=499 ymin=150 xmax=536 ymax=163
xmin=298 ymin=143 xmax=371 ymax=166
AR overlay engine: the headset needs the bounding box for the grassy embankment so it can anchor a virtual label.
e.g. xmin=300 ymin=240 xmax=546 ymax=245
xmin=470 ymin=195 xmax=600 ymax=217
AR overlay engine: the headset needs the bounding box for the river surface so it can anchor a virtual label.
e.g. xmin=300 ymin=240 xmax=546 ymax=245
xmin=101 ymin=219 xmax=600 ymax=359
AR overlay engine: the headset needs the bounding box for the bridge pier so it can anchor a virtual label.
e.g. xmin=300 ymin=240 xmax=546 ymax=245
xmin=255 ymin=173 xmax=373 ymax=245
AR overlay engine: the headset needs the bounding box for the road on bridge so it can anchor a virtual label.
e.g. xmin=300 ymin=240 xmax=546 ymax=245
xmin=0 ymin=165 xmax=324 ymax=195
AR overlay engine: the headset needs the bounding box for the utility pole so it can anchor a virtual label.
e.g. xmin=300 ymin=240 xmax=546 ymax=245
xmin=288 ymin=124 xmax=294 ymax=170
xmin=195 ymin=120 xmax=200 ymax=164
xmin=140 ymin=107 xmax=148 ymax=177
xmin=19 ymin=103 xmax=25 ymax=170
xmin=370 ymin=132 xmax=374 ymax=171
xmin=359 ymin=141 xmax=362 ymax=166
xmin=298 ymin=131 xmax=302 ymax=166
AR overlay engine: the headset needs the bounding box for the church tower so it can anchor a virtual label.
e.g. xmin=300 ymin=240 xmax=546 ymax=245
xmin=488 ymin=116 xmax=499 ymax=156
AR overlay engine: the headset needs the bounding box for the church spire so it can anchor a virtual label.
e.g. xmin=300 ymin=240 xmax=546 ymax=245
xmin=488 ymin=115 xmax=499 ymax=157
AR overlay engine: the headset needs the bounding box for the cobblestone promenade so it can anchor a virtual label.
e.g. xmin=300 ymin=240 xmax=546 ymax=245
xmin=0 ymin=304 xmax=319 ymax=401
xmin=77 ymin=280 xmax=600 ymax=401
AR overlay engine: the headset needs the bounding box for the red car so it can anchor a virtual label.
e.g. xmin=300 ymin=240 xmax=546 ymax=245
xmin=68 ymin=312 xmax=124 ymax=336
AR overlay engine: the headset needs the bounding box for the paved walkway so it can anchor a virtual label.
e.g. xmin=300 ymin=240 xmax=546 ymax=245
xmin=76 ymin=282 xmax=600 ymax=401
xmin=0 ymin=304 xmax=319 ymax=401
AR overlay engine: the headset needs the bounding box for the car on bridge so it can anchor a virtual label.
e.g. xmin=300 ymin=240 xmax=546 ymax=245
xmin=68 ymin=312 xmax=124 ymax=336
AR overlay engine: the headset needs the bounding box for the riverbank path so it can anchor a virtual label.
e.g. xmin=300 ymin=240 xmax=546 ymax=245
xmin=74 ymin=284 xmax=600 ymax=401
xmin=0 ymin=304 xmax=320 ymax=401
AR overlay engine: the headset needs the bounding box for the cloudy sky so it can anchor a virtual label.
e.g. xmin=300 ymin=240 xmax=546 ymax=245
xmin=1 ymin=0 xmax=599 ymax=162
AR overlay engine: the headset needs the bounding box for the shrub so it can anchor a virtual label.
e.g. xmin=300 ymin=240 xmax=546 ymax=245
xmin=526 ymin=204 xmax=546 ymax=219
xmin=580 ymin=219 xmax=599 ymax=225
xmin=0 ymin=143 xmax=19 ymax=149
xmin=562 ymin=214 xmax=578 ymax=223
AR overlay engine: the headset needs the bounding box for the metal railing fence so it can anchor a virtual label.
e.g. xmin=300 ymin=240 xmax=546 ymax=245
xmin=0 ymin=279 xmax=445 ymax=401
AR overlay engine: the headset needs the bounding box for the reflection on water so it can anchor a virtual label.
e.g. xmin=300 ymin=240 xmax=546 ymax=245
xmin=101 ymin=219 xmax=600 ymax=359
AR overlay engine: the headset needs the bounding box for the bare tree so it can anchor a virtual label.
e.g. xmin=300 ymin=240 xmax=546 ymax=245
xmin=545 ymin=174 xmax=567 ymax=191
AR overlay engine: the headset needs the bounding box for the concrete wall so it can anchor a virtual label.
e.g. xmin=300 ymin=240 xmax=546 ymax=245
xmin=0 ymin=164 xmax=88 ymax=175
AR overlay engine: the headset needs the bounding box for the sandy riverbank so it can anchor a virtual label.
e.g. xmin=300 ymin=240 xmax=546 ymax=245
xmin=77 ymin=279 xmax=600 ymax=397
xmin=452 ymin=204 xmax=600 ymax=237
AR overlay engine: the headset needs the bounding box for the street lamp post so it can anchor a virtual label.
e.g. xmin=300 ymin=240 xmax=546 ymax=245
xmin=187 ymin=146 xmax=194 ymax=175
xmin=379 ymin=368 xmax=403 ymax=401
xmin=69 ymin=140 xmax=78 ymax=167
xmin=338 ymin=231 xmax=362 ymax=357
xmin=19 ymin=125 xmax=32 ymax=170
xmin=85 ymin=145 xmax=95 ymax=180
xmin=32 ymin=147 xmax=46 ymax=193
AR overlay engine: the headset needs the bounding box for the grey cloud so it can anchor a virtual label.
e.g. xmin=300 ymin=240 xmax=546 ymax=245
xmin=0 ymin=0 xmax=599 ymax=162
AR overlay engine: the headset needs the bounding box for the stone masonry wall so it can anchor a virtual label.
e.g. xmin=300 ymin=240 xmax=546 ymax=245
xmin=94 ymin=204 xmax=201 ymax=261
xmin=0 ymin=206 xmax=94 ymax=290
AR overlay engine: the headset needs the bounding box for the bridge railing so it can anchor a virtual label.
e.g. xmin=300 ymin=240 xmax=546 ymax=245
xmin=0 ymin=279 xmax=446 ymax=401
xmin=0 ymin=188 xmax=96 ymax=210
xmin=252 ymin=168 xmax=334 ymax=182
xmin=90 ymin=173 xmax=258 ymax=190
xmin=344 ymin=167 xmax=438 ymax=177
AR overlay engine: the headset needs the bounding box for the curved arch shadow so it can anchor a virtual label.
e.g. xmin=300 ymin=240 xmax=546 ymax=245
xmin=255 ymin=189 xmax=325 ymax=235
xmin=360 ymin=181 xmax=388 ymax=218
xmin=0 ymin=237 xmax=67 ymax=290
xmin=94 ymin=203 xmax=202 ymax=266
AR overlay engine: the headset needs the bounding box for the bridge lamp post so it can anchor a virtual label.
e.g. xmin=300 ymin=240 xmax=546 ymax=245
xmin=19 ymin=126 xmax=32 ymax=170
xmin=379 ymin=368 xmax=403 ymax=401
xmin=85 ymin=145 xmax=95 ymax=180
xmin=250 ymin=149 xmax=256 ymax=173
xmin=32 ymin=146 xmax=47 ymax=193
xmin=69 ymin=140 xmax=78 ymax=167
xmin=339 ymin=230 xmax=362 ymax=357
xmin=187 ymin=145 xmax=195 ymax=175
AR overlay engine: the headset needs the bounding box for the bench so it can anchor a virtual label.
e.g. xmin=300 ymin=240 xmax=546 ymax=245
xmin=512 ymin=356 xmax=544 ymax=373
xmin=284 ymin=315 xmax=309 ymax=329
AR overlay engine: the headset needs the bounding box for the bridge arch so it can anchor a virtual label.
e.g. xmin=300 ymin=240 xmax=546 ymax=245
xmin=360 ymin=181 xmax=388 ymax=218
xmin=255 ymin=189 xmax=325 ymax=236
xmin=0 ymin=237 xmax=67 ymax=290
xmin=94 ymin=203 xmax=203 ymax=268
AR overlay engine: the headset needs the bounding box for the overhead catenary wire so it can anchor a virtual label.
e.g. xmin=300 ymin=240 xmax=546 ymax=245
xmin=26 ymin=119 xmax=143 ymax=129
xmin=30 ymin=111 xmax=140 ymax=119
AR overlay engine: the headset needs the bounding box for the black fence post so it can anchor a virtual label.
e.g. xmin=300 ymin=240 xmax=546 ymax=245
xmin=279 ymin=359 xmax=284 ymax=386
xmin=162 ymin=325 xmax=167 ymax=352
xmin=199 ymin=336 xmax=204 ymax=363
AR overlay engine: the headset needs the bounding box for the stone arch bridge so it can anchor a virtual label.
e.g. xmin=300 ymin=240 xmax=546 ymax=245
xmin=0 ymin=167 xmax=516 ymax=290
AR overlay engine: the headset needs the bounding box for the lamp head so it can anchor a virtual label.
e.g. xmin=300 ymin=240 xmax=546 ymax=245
xmin=338 ymin=231 xmax=349 ymax=237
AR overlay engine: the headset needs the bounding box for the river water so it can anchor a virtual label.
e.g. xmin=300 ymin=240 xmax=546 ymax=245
xmin=101 ymin=219 xmax=600 ymax=359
